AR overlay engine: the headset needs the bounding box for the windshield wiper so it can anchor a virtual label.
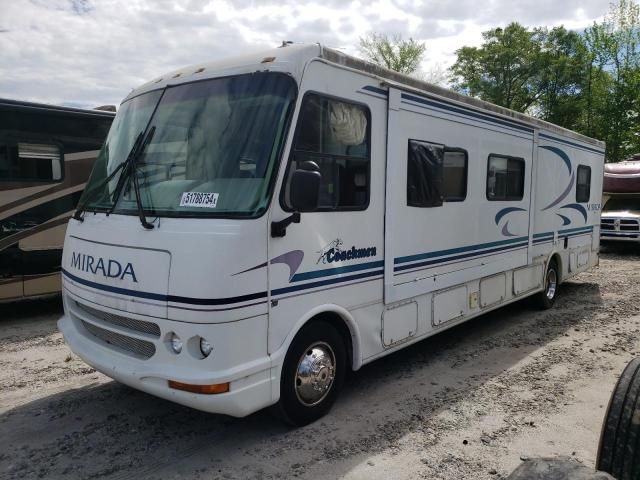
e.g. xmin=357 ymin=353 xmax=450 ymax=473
xmin=72 ymin=131 xmax=145 ymax=222
xmin=107 ymin=126 xmax=156 ymax=230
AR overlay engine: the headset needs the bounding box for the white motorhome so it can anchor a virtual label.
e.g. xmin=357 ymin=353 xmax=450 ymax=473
xmin=58 ymin=44 xmax=604 ymax=425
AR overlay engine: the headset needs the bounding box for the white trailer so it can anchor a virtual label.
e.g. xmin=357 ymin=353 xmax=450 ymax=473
xmin=58 ymin=44 xmax=605 ymax=425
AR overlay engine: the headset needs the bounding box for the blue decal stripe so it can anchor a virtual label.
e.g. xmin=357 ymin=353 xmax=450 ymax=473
xmin=559 ymin=226 xmax=593 ymax=235
xmin=62 ymin=269 xmax=268 ymax=306
xmin=291 ymin=260 xmax=384 ymax=282
xmin=273 ymin=269 xmax=383 ymax=296
xmin=401 ymin=93 xmax=534 ymax=134
xmin=361 ymin=85 xmax=388 ymax=96
xmin=495 ymin=207 xmax=527 ymax=225
xmin=394 ymin=241 xmax=528 ymax=273
xmin=539 ymin=133 xmax=604 ymax=155
xmin=395 ymin=236 xmax=529 ymax=265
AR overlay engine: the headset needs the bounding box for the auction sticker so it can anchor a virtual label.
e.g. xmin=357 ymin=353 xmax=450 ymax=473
xmin=180 ymin=192 xmax=219 ymax=208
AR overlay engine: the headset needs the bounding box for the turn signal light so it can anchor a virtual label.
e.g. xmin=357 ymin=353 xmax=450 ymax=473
xmin=168 ymin=380 xmax=229 ymax=395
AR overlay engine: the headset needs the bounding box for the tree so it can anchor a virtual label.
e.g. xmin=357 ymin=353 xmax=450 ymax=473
xmin=358 ymin=33 xmax=426 ymax=75
xmin=584 ymin=0 xmax=640 ymax=161
xmin=532 ymin=27 xmax=589 ymax=129
xmin=449 ymin=23 xmax=542 ymax=112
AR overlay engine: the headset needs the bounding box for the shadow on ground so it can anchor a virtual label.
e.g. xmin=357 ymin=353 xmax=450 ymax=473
xmin=0 ymin=280 xmax=604 ymax=480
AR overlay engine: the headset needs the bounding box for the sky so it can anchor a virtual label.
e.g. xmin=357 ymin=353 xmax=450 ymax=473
xmin=0 ymin=0 xmax=610 ymax=109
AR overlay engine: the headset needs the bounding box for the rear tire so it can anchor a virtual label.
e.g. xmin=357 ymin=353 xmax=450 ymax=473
xmin=535 ymin=259 xmax=558 ymax=310
xmin=275 ymin=320 xmax=346 ymax=427
xmin=597 ymin=357 xmax=640 ymax=480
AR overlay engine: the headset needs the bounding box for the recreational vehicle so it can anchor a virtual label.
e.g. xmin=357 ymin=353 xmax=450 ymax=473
xmin=58 ymin=44 xmax=605 ymax=425
xmin=0 ymin=99 xmax=114 ymax=301
xmin=601 ymin=156 xmax=640 ymax=243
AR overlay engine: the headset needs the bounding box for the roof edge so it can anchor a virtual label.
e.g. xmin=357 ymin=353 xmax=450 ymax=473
xmin=0 ymin=97 xmax=115 ymax=118
xmin=319 ymin=46 xmax=605 ymax=150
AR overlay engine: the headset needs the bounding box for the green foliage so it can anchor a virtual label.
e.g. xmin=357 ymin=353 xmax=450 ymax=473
xmin=449 ymin=0 xmax=640 ymax=162
xmin=359 ymin=33 xmax=426 ymax=75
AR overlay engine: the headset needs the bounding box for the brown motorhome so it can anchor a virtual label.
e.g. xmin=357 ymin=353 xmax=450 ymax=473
xmin=0 ymin=99 xmax=114 ymax=301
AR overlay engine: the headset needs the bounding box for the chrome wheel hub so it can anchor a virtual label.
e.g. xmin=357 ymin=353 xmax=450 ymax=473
xmin=294 ymin=342 xmax=336 ymax=406
xmin=546 ymin=269 xmax=557 ymax=300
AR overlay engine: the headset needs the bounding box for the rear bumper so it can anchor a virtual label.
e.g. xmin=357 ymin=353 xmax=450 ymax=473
xmin=58 ymin=296 xmax=277 ymax=417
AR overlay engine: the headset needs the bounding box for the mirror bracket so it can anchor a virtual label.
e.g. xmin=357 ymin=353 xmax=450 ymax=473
xmin=271 ymin=212 xmax=301 ymax=238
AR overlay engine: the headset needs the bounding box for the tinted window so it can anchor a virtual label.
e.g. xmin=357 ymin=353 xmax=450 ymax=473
xmin=407 ymin=141 xmax=468 ymax=207
xmin=407 ymin=140 xmax=443 ymax=207
xmin=486 ymin=155 xmax=525 ymax=201
xmin=443 ymin=150 xmax=467 ymax=201
xmin=576 ymin=165 xmax=591 ymax=203
xmin=0 ymin=141 xmax=62 ymax=182
xmin=283 ymin=94 xmax=370 ymax=211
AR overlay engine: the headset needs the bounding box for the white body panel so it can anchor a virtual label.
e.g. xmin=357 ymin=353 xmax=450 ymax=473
xmin=57 ymin=44 xmax=605 ymax=417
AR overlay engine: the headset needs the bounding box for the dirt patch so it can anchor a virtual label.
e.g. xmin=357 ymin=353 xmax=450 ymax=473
xmin=1 ymin=246 xmax=639 ymax=479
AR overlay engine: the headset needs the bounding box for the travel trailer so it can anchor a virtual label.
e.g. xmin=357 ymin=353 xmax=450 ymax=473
xmin=601 ymin=156 xmax=640 ymax=242
xmin=58 ymin=44 xmax=605 ymax=426
xmin=0 ymin=99 xmax=114 ymax=301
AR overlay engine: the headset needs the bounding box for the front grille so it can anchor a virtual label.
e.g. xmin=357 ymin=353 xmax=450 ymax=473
xmin=81 ymin=320 xmax=156 ymax=359
xmin=620 ymin=219 xmax=639 ymax=231
xmin=75 ymin=301 xmax=160 ymax=337
xmin=601 ymin=218 xmax=640 ymax=232
xmin=601 ymin=218 xmax=614 ymax=230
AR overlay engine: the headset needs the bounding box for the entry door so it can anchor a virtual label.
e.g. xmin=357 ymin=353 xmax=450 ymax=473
xmin=383 ymin=87 xmax=532 ymax=305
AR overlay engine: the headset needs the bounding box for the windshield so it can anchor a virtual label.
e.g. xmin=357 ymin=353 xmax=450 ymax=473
xmin=603 ymin=198 xmax=640 ymax=212
xmin=81 ymin=72 xmax=296 ymax=217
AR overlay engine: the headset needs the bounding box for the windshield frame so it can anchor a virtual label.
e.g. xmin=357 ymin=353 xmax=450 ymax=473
xmin=84 ymin=71 xmax=299 ymax=220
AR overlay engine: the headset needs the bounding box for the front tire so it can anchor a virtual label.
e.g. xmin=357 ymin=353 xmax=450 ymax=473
xmin=535 ymin=259 xmax=558 ymax=310
xmin=276 ymin=321 xmax=346 ymax=427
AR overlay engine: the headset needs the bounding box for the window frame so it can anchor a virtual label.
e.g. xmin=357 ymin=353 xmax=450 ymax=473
xmin=485 ymin=153 xmax=525 ymax=202
xmin=279 ymin=91 xmax=372 ymax=213
xmin=576 ymin=164 xmax=591 ymax=203
xmin=0 ymin=136 xmax=65 ymax=184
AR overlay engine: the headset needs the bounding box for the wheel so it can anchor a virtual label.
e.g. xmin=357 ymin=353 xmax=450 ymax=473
xmin=275 ymin=321 xmax=346 ymax=426
xmin=597 ymin=357 xmax=640 ymax=480
xmin=534 ymin=259 xmax=558 ymax=310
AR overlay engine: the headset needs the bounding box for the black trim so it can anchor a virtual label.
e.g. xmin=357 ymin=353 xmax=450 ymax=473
xmin=280 ymin=90 xmax=372 ymax=213
xmin=62 ymin=268 xmax=268 ymax=306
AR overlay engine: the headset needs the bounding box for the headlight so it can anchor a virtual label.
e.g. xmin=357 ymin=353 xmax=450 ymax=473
xmin=170 ymin=333 xmax=183 ymax=354
xmin=200 ymin=338 xmax=213 ymax=357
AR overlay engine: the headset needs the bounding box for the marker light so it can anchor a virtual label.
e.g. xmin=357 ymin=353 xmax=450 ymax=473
xmin=200 ymin=338 xmax=213 ymax=358
xmin=168 ymin=381 xmax=229 ymax=395
xmin=170 ymin=333 xmax=183 ymax=354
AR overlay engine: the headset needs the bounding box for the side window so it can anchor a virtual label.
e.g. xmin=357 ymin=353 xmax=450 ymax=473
xmin=576 ymin=165 xmax=591 ymax=202
xmin=0 ymin=141 xmax=62 ymax=182
xmin=486 ymin=154 xmax=525 ymax=201
xmin=407 ymin=140 xmax=468 ymax=207
xmin=443 ymin=149 xmax=468 ymax=201
xmin=407 ymin=140 xmax=443 ymax=207
xmin=283 ymin=93 xmax=370 ymax=211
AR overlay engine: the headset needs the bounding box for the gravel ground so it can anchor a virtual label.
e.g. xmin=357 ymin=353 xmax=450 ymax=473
xmin=1 ymin=245 xmax=639 ymax=480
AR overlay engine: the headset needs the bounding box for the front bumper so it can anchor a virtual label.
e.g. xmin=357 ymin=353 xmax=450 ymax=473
xmin=58 ymin=294 xmax=276 ymax=417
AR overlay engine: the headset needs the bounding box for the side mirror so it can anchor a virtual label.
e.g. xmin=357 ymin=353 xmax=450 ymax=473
xmin=290 ymin=162 xmax=321 ymax=212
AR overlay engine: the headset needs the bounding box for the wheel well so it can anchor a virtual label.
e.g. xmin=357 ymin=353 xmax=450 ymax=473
xmin=310 ymin=312 xmax=354 ymax=371
xmin=550 ymin=253 xmax=562 ymax=282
